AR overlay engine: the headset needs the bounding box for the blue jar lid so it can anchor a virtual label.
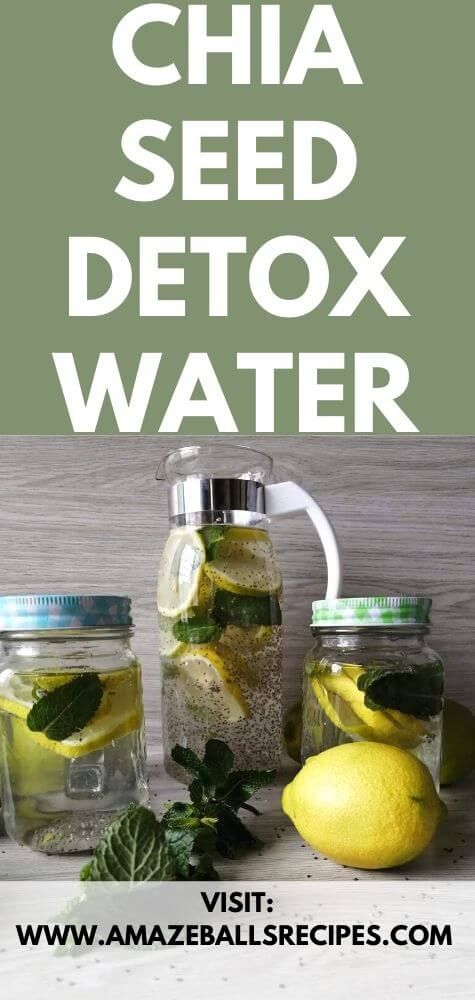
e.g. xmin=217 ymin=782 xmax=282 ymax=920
xmin=0 ymin=595 xmax=133 ymax=631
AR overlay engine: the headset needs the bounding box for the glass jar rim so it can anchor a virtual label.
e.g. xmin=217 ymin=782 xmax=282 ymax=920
xmin=0 ymin=626 xmax=134 ymax=641
xmin=157 ymin=443 xmax=273 ymax=485
xmin=310 ymin=623 xmax=430 ymax=637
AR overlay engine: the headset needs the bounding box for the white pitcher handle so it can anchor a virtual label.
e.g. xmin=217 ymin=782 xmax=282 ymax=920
xmin=264 ymin=482 xmax=342 ymax=599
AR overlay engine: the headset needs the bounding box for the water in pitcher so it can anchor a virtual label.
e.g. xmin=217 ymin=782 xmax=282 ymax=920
xmin=158 ymin=522 xmax=283 ymax=779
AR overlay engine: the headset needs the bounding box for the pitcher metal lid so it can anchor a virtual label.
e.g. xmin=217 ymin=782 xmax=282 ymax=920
xmin=157 ymin=444 xmax=272 ymax=520
xmin=166 ymin=478 xmax=267 ymax=519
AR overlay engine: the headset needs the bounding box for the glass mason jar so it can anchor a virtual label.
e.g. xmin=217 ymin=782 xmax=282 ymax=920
xmin=0 ymin=595 xmax=149 ymax=853
xmin=302 ymin=597 xmax=444 ymax=786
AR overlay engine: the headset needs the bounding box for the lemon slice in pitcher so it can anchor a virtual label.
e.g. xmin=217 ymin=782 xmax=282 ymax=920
xmin=174 ymin=644 xmax=249 ymax=723
xmin=158 ymin=616 xmax=187 ymax=659
xmin=221 ymin=624 xmax=274 ymax=652
xmin=157 ymin=528 xmax=207 ymax=617
xmin=203 ymin=529 xmax=281 ymax=596
xmin=220 ymin=527 xmax=267 ymax=544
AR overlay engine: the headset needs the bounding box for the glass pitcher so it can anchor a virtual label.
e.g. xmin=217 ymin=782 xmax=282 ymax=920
xmin=156 ymin=444 xmax=342 ymax=779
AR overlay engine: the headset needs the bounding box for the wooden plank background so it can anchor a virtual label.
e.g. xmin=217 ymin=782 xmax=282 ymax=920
xmin=1 ymin=435 xmax=474 ymax=880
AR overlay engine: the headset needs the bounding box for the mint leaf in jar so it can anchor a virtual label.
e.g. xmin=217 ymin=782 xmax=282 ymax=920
xmin=213 ymin=590 xmax=282 ymax=628
xmin=26 ymin=673 xmax=103 ymax=742
xmin=199 ymin=525 xmax=227 ymax=561
xmin=172 ymin=617 xmax=222 ymax=645
xmin=357 ymin=660 xmax=444 ymax=719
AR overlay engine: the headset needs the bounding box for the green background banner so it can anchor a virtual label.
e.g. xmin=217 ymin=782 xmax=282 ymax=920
xmin=2 ymin=1 xmax=472 ymax=433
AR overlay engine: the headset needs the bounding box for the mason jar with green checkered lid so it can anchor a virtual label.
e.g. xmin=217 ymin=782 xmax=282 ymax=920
xmin=301 ymin=597 xmax=444 ymax=787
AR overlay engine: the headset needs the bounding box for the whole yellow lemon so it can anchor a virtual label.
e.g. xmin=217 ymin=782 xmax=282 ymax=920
xmin=282 ymin=742 xmax=446 ymax=870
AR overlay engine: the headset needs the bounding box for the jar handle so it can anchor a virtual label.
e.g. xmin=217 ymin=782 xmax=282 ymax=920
xmin=263 ymin=482 xmax=342 ymax=599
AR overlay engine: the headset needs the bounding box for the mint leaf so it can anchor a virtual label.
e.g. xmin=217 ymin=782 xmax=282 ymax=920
xmin=357 ymin=661 xmax=444 ymax=719
xmin=304 ymin=660 xmax=319 ymax=677
xmin=161 ymin=802 xmax=200 ymax=829
xmin=213 ymin=590 xmax=282 ymax=628
xmin=204 ymin=738 xmax=234 ymax=786
xmin=219 ymin=768 xmax=276 ymax=812
xmin=27 ymin=674 xmax=103 ymax=742
xmin=215 ymin=803 xmax=259 ymax=858
xmin=79 ymin=862 xmax=92 ymax=881
xmin=173 ymin=617 xmax=222 ymax=645
xmin=189 ymin=776 xmax=207 ymax=805
xmin=171 ymin=739 xmax=235 ymax=801
xmin=81 ymin=805 xmax=178 ymax=882
xmin=200 ymin=525 xmax=227 ymax=560
xmin=171 ymin=744 xmax=212 ymax=787
xmin=163 ymin=827 xmax=197 ymax=878
xmin=191 ymin=855 xmax=220 ymax=880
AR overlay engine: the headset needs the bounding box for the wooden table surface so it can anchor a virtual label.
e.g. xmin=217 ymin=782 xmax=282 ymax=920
xmin=0 ymin=435 xmax=474 ymax=881
xmin=1 ymin=755 xmax=474 ymax=881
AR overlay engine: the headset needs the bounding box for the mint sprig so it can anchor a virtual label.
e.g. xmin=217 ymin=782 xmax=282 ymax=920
xmin=27 ymin=674 xmax=103 ymax=742
xmin=165 ymin=739 xmax=276 ymax=858
xmin=80 ymin=739 xmax=275 ymax=881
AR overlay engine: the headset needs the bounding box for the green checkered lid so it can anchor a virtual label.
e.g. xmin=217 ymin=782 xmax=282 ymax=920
xmin=311 ymin=596 xmax=432 ymax=628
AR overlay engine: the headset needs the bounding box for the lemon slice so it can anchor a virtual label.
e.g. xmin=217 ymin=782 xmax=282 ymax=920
xmin=196 ymin=573 xmax=214 ymax=612
xmin=3 ymin=716 xmax=65 ymax=796
xmin=173 ymin=644 xmax=249 ymax=723
xmin=159 ymin=634 xmax=186 ymax=659
xmin=158 ymin=528 xmax=206 ymax=617
xmin=312 ymin=676 xmax=377 ymax=741
xmin=221 ymin=624 xmax=274 ymax=653
xmin=312 ymin=665 xmax=426 ymax=750
xmin=220 ymin=527 xmax=268 ymax=544
xmin=210 ymin=636 xmax=260 ymax=688
xmin=158 ymin=616 xmax=187 ymax=659
xmin=0 ymin=667 xmax=143 ymax=759
xmin=0 ymin=671 xmax=32 ymax=720
xmin=203 ymin=530 xmax=281 ymax=596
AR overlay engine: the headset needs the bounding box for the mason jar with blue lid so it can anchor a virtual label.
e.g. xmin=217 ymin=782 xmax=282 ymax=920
xmin=302 ymin=597 xmax=444 ymax=786
xmin=0 ymin=595 xmax=149 ymax=853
